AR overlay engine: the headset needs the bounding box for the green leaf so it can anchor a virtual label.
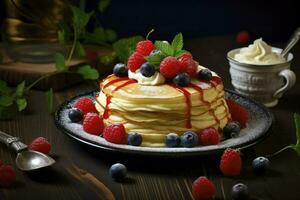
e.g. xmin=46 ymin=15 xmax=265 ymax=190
xmin=15 ymin=81 xmax=25 ymax=97
xmin=0 ymin=104 xmax=18 ymax=120
xmin=112 ymin=36 xmax=144 ymax=63
xmin=58 ymin=30 xmax=66 ymax=45
xmin=83 ymin=27 xmax=107 ymax=45
xmin=155 ymin=41 xmax=174 ymax=56
xmin=71 ymin=5 xmax=93 ymax=30
xmin=0 ymin=80 xmax=11 ymax=94
xmin=145 ymin=53 xmax=165 ymax=67
xmin=105 ymin=29 xmax=118 ymax=43
xmin=171 ymin=33 xmax=183 ymax=53
xmin=58 ymin=21 xmax=72 ymax=43
xmin=0 ymin=95 xmax=14 ymax=107
xmin=99 ymin=53 xmax=116 ymax=65
xmin=54 ymin=53 xmax=66 ymax=72
xmin=77 ymin=65 xmax=99 ymax=80
xmin=16 ymin=98 xmax=27 ymax=111
xmin=98 ymin=0 xmax=110 ymax=12
xmin=75 ymin=41 xmax=86 ymax=57
xmin=46 ymin=88 xmax=53 ymax=113
xmin=175 ymin=50 xmax=187 ymax=57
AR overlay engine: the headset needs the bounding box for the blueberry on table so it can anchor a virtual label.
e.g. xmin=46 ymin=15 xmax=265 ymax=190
xmin=173 ymin=73 xmax=191 ymax=87
xmin=165 ymin=133 xmax=180 ymax=147
xmin=140 ymin=62 xmax=156 ymax=77
xmin=113 ymin=63 xmax=128 ymax=77
xmin=231 ymin=183 xmax=249 ymax=200
xmin=68 ymin=108 xmax=83 ymax=122
xmin=198 ymin=69 xmax=213 ymax=81
xmin=252 ymin=156 xmax=270 ymax=175
xmin=128 ymin=132 xmax=143 ymax=146
xmin=109 ymin=163 xmax=127 ymax=180
xmin=223 ymin=121 xmax=241 ymax=139
xmin=180 ymin=131 xmax=198 ymax=147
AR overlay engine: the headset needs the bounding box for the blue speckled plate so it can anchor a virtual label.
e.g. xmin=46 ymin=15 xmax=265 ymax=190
xmin=54 ymin=89 xmax=273 ymax=156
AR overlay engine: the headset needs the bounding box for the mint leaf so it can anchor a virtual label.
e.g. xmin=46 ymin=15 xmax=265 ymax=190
xmin=15 ymin=81 xmax=25 ymax=97
xmin=105 ymin=29 xmax=118 ymax=43
xmin=77 ymin=65 xmax=99 ymax=80
xmin=71 ymin=6 xmax=92 ymax=30
xmin=145 ymin=53 xmax=165 ymax=67
xmin=171 ymin=33 xmax=183 ymax=53
xmin=58 ymin=21 xmax=72 ymax=43
xmin=16 ymin=98 xmax=27 ymax=111
xmin=55 ymin=53 xmax=66 ymax=72
xmin=46 ymin=88 xmax=53 ymax=113
xmin=0 ymin=80 xmax=11 ymax=94
xmin=0 ymin=95 xmax=14 ymax=107
xmin=155 ymin=41 xmax=174 ymax=56
xmin=83 ymin=27 xmax=107 ymax=45
xmin=58 ymin=30 xmax=66 ymax=45
xmin=98 ymin=0 xmax=110 ymax=12
xmin=113 ymin=36 xmax=143 ymax=62
xmin=75 ymin=41 xmax=86 ymax=57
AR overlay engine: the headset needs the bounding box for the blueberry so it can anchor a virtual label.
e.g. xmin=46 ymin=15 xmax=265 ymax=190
xmin=128 ymin=132 xmax=143 ymax=146
xmin=223 ymin=121 xmax=241 ymax=139
xmin=149 ymin=49 xmax=162 ymax=56
xmin=140 ymin=62 xmax=156 ymax=77
xmin=165 ymin=133 xmax=180 ymax=147
xmin=252 ymin=156 xmax=270 ymax=175
xmin=68 ymin=108 xmax=83 ymax=122
xmin=173 ymin=73 xmax=191 ymax=87
xmin=231 ymin=183 xmax=249 ymax=200
xmin=109 ymin=163 xmax=127 ymax=180
xmin=180 ymin=131 xmax=198 ymax=147
xmin=113 ymin=63 xmax=128 ymax=77
xmin=198 ymin=69 xmax=212 ymax=80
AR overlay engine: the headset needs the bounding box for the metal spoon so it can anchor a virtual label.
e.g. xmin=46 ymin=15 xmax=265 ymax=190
xmin=0 ymin=130 xmax=55 ymax=171
xmin=281 ymin=27 xmax=300 ymax=59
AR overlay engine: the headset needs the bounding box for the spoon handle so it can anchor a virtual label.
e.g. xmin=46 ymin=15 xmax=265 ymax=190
xmin=281 ymin=27 xmax=300 ymax=58
xmin=0 ymin=130 xmax=28 ymax=153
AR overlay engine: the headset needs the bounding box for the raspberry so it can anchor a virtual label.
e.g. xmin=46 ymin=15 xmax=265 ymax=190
xmin=29 ymin=137 xmax=51 ymax=154
xmin=0 ymin=165 xmax=16 ymax=187
xmin=136 ymin=40 xmax=155 ymax=56
xmin=159 ymin=56 xmax=181 ymax=79
xmin=226 ymin=99 xmax=249 ymax=128
xmin=83 ymin=113 xmax=104 ymax=135
xmin=74 ymin=98 xmax=97 ymax=114
xmin=86 ymin=50 xmax=98 ymax=62
xmin=103 ymin=124 xmax=127 ymax=144
xmin=199 ymin=128 xmax=220 ymax=145
xmin=236 ymin=31 xmax=250 ymax=44
xmin=127 ymin=52 xmax=145 ymax=72
xmin=179 ymin=52 xmax=193 ymax=61
xmin=220 ymin=148 xmax=242 ymax=176
xmin=192 ymin=176 xmax=216 ymax=200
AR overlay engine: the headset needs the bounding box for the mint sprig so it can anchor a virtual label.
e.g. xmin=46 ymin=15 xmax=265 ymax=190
xmin=144 ymin=53 xmax=165 ymax=68
xmin=154 ymin=33 xmax=186 ymax=57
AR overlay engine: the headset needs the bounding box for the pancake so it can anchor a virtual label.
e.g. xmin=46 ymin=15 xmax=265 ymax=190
xmin=96 ymin=66 xmax=231 ymax=147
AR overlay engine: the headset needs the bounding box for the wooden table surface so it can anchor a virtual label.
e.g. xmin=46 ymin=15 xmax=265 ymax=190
xmin=1 ymin=35 xmax=300 ymax=200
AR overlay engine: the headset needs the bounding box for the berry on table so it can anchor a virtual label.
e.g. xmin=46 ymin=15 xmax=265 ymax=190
xmin=192 ymin=176 xmax=216 ymax=200
xmin=109 ymin=163 xmax=127 ymax=180
xmin=136 ymin=40 xmax=155 ymax=56
xmin=29 ymin=137 xmax=51 ymax=154
xmin=223 ymin=121 xmax=241 ymax=139
xmin=180 ymin=131 xmax=198 ymax=147
xmin=127 ymin=132 xmax=143 ymax=146
xmin=140 ymin=62 xmax=156 ymax=77
xmin=103 ymin=124 xmax=127 ymax=144
xmin=74 ymin=97 xmax=97 ymax=114
xmin=165 ymin=133 xmax=180 ymax=147
xmin=226 ymin=99 xmax=249 ymax=128
xmin=113 ymin=63 xmax=128 ymax=77
xmin=83 ymin=113 xmax=104 ymax=135
xmin=127 ymin=52 xmax=145 ymax=72
xmin=198 ymin=69 xmax=213 ymax=81
xmin=159 ymin=56 xmax=181 ymax=79
xmin=231 ymin=183 xmax=249 ymax=200
xmin=252 ymin=156 xmax=270 ymax=175
xmin=173 ymin=73 xmax=191 ymax=87
xmin=199 ymin=127 xmax=220 ymax=145
xmin=0 ymin=165 xmax=16 ymax=187
xmin=220 ymin=148 xmax=242 ymax=176
xmin=236 ymin=31 xmax=250 ymax=45
xmin=68 ymin=108 xmax=83 ymax=122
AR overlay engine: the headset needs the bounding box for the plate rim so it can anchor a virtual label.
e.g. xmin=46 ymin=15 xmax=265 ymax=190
xmin=54 ymin=89 xmax=273 ymax=157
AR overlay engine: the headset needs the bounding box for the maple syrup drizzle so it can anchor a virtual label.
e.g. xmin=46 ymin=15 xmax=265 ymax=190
xmin=168 ymin=84 xmax=192 ymax=129
xmin=103 ymin=79 xmax=137 ymax=119
xmin=102 ymin=77 xmax=129 ymax=89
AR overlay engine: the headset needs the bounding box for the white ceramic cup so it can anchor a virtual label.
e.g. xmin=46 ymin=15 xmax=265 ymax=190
xmin=227 ymin=47 xmax=296 ymax=107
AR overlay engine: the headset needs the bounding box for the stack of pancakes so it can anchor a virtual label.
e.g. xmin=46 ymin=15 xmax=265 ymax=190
xmin=96 ymin=69 xmax=231 ymax=147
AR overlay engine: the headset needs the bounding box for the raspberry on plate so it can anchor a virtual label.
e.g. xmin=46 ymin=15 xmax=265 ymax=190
xmin=83 ymin=113 xmax=104 ymax=135
xmin=236 ymin=31 xmax=250 ymax=44
xmin=127 ymin=52 xmax=145 ymax=72
xmin=0 ymin=165 xmax=16 ymax=187
xmin=103 ymin=124 xmax=127 ymax=144
xmin=199 ymin=127 xmax=220 ymax=145
xmin=226 ymin=99 xmax=249 ymax=128
xmin=74 ymin=97 xmax=97 ymax=114
xmin=192 ymin=176 xmax=216 ymax=200
xmin=178 ymin=52 xmax=193 ymax=61
xmin=160 ymin=56 xmax=181 ymax=78
xmin=220 ymin=148 xmax=242 ymax=176
xmin=29 ymin=137 xmax=51 ymax=154
xmin=136 ymin=40 xmax=155 ymax=56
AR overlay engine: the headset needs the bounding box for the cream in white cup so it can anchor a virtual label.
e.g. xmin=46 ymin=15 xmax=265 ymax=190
xmin=227 ymin=39 xmax=296 ymax=107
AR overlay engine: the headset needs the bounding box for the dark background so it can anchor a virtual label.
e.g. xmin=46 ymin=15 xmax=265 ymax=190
xmin=0 ymin=0 xmax=299 ymax=42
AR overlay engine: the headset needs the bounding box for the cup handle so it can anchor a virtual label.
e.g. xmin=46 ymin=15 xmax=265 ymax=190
xmin=273 ymin=69 xmax=296 ymax=98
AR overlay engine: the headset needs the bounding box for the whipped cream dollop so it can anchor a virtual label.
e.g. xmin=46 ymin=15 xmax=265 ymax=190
xmin=128 ymin=69 xmax=166 ymax=85
xmin=234 ymin=38 xmax=285 ymax=65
